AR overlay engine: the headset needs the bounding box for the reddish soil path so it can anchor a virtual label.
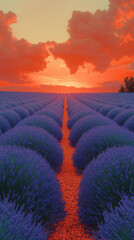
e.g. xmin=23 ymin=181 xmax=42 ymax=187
xmin=49 ymin=96 xmax=90 ymax=240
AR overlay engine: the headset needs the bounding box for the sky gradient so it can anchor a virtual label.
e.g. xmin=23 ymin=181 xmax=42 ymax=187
xmin=0 ymin=0 xmax=134 ymax=92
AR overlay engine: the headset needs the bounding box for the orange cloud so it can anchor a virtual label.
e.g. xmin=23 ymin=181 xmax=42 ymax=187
xmin=0 ymin=10 xmax=50 ymax=84
xmin=50 ymin=0 xmax=134 ymax=74
xmin=1 ymin=2 xmax=134 ymax=93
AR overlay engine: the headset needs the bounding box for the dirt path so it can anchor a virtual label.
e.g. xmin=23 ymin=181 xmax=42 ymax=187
xmin=49 ymin=96 xmax=90 ymax=240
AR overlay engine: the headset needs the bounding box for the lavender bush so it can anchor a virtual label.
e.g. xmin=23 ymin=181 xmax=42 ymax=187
xmin=114 ymin=110 xmax=134 ymax=126
xmin=68 ymin=107 xmax=85 ymax=118
xmin=73 ymin=125 xmax=134 ymax=172
xmin=0 ymin=198 xmax=49 ymax=240
xmin=0 ymin=126 xmax=63 ymax=172
xmin=45 ymin=105 xmax=63 ymax=116
xmin=23 ymin=105 xmax=36 ymax=114
xmin=98 ymin=105 xmax=114 ymax=116
xmin=67 ymin=110 xmax=94 ymax=129
xmin=94 ymin=104 xmax=106 ymax=111
xmin=69 ymin=115 xmax=112 ymax=147
xmin=93 ymin=196 xmax=134 ymax=240
xmin=78 ymin=146 xmax=134 ymax=228
xmin=122 ymin=104 xmax=133 ymax=109
xmin=36 ymin=109 xmax=63 ymax=126
xmin=0 ymin=145 xmax=66 ymax=227
xmin=18 ymin=115 xmax=63 ymax=141
xmin=0 ymin=110 xmax=21 ymax=127
xmin=106 ymin=107 xmax=124 ymax=119
xmin=124 ymin=115 xmax=134 ymax=132
xmin=12 ymin=107 xmax=30 ymax=119
xmin=0 ymin=116 xmax=11 ymax=133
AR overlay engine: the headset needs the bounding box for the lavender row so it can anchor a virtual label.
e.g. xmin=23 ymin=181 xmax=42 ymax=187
xmin=0 ymin=94 xmax=65 ymax=172
xmin=92 ymin=195 xmax=134 ymax=240
xmin=0 ymin=197 xmax=49 ymax=240
xmin=35 ymin=93 xmax=65 ymax=127
xmin=0 ymin=93 xmax=66 ymax=238
xmin=0 ymin=93 xmax=59 ymax=134
xmin=72 ymin=93 xmax=134 ymax=132
xmin=73 ymin=92 xmax=134 ymax=109
xmin=0 ymin=146 xmax=66 ymax=238
xmin=80 ymin=147 xmax=134 ymax=239
xmin=67 ymin=94 xmax=134 ymax=239
xmin=17 ymin=94 xmax=65 ymax=142
xmin=67 ymin=94 xmax=134 ymax=171
xmin=0 ymin=92 xmax=57 ymax=110
xmin=67 ymin=94 xmax=95 ymax=129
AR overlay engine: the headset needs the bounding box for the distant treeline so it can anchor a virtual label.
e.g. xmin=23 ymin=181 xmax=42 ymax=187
xmin=119 ymin=76 xmax=134 ymax=92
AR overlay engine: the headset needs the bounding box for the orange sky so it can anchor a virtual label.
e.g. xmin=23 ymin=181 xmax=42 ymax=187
xmin=0 ymin=0 xmax=134 ymax=92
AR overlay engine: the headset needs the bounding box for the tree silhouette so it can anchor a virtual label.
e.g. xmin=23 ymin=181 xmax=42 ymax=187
xmin=119 ymin=76 xmax=134 ymax=92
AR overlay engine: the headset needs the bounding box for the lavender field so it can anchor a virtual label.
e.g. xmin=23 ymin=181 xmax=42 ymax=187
xmin=0 ymin=91 xmax=134 ymax=240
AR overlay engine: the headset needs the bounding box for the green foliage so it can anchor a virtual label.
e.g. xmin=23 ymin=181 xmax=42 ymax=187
xmin=119 ymin=76 xmax=134 ymax=92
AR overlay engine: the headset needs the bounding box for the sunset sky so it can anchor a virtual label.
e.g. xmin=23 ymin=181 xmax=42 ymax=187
xmin=0 ymin=0 xmax=134 ymax=92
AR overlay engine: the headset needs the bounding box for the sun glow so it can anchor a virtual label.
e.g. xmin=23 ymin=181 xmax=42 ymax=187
xmin=0 ymin=1 xmax=134 ymax=93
